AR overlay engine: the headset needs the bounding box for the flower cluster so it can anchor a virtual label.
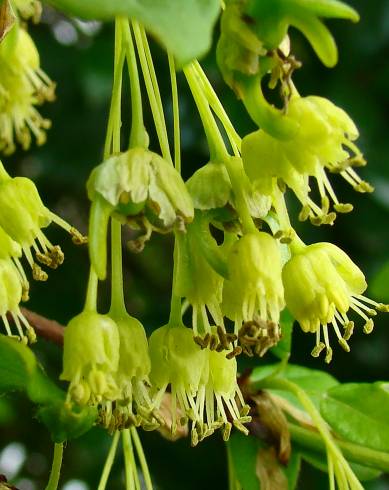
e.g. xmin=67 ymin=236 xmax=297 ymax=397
xmin=0 ymin=2 xmax=54 ymax=154
xmin=60 ymin=9 xmax=388 ymax=451
xmin=0 ymin=161 xmax=85 ymax=341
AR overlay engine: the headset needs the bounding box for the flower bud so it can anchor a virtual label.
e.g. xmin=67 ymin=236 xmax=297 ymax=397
xmin=61 ymin=311 xmax=120 ymax=405
xmin=88 ymin=148 xmax=194 ymax=278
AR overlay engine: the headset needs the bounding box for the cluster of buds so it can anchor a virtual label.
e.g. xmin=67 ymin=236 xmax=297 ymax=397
xmin=0 ymin=0 xmax=54 ymax=154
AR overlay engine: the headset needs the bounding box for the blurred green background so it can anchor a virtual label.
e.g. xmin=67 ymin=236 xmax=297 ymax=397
xmin=1 ymin=0 xmax=389 ymax=488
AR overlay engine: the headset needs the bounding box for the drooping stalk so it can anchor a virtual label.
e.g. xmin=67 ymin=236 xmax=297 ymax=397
xmin=131 ymin=427 xmax=153 ymax=490
xmin=132 ymin=20 xmax=171 ymax=162
xmin=44 ymin=443 xmax=63 ymax=490
xmin=97 ymin=432 xmax=120 ymax=490
xmin=109 ymin=218 xmax=126 ymax=317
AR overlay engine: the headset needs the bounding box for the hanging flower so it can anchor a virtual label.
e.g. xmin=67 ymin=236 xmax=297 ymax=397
xmin=282 ymin=242 xmax=389 ymax=363
xmin=148 ymin=324 xmax=208 ymax=438
xmin=0 ymin=25 xmax=55 ymax=154
xmin=222 ymin=231 xmax=285 ymax=356
xmin=61 ymin=311 xmax=120 ymax=405
xmin=242 ymin=95 xmax=373 ymax=226
xmin=0 ymin=161 xmax=84 ymax=280
xmin=100 ymin=313 xmax=161 ymax=432
xmin=193 ymin=346 xmax=251 ymax=446
xmin=0 ymin=258 xmax=35 ymax=342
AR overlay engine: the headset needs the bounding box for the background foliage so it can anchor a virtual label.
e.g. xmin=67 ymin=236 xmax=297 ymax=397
xmin=1 ymin=0 xmax=389 ymax=488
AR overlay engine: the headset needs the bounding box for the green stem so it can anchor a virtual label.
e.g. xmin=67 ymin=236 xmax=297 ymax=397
xmin=121 ymin=20 xmax=146 ymax=149
xmin=122 ymin=429 xmax=136 ymax=490
xmin=132 ymin=20 xmax=171 ymax=163
xmin=97 ymin=431 xmax=120 ymax=490
xmin=168 ymin=52 xmax=181 ymax=173
xmin=84 ymin=266 xmax=98 ymax=311
xmin=131 ymin=427 xmax=153 ymax=490
xmin=184 ymin=64 xmax=228 ymax=162
xmin=109 ymin=218 xmax=126 ymax=317
xmin=44 ymin=443 xmax=63 ymax=490
xmin=289 ymin=423 xmax=389 ymax=473
xmin=226 ymin=444 xmax=241 ymax=490
xmin=167 ymin=52 xmax=183 ymax=328
xmin=259 ymin=377 xmax=363 ymax=489
xmin=224 ymin=157 xmax=257 ymax=234
xmin=194 ymin=61 xmax=241 ymax=155
xmin=104 ymin=19 xmax=125 ymax=159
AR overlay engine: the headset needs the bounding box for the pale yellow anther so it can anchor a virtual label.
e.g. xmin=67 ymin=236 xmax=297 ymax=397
xmin=363 ymin=319 xmax=374 ymax=334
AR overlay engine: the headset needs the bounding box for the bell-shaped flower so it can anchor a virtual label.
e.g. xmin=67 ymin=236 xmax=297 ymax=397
xmin=0 ymin=161 xmax=82 ymax=280
xmin=0 ymin=25 xmax=54 ymax=154
xmin=242 ymin=95 xmax=372 ymax=226
xmin=186 ymin=158 xmax=271 ymax=222
xmin=100 ymin=313 xmax=160 ymax=432
xmin=0 ymin=258 xmax=35 ymax=342
xmin=222 ymin=231 xmax=285 ymax=356
xmin=193 ymin=346 xmax=251 ymax=446
xmin=61 ymin=311 xmax=120 ymax=405
xmin=148 ymin=324 xmax=208 ymax=437
xmin=282 ymin=242 xmax=389 ymax=363
xmin=87 ymin=147 xmax=194 ymax=279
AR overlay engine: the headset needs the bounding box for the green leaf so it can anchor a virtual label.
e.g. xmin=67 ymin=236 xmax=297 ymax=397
xmin=44 ymin=0 xmax=220 ymax=66
xmin=228 ymin=432 xmax=259 ymax=490
xmin=251 ymin=364 xmax=339 ymax=410
xmin=270 ymin=309 xmax=294 ymax=360
xmin=0 ymin=335 xmax=36 ymax=391
xmin=37 ymin=402 xmax=98 ymax=443
xmin=320 ymin=382 xmax=389 ymax=453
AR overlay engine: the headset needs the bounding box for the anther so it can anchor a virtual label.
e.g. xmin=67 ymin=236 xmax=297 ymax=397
xmin=343 ymin=322 xmax=354 ymax=341
xmin=311 ymin=342 xmax=325 ymax=358
xmin=363 ymin=319 xmax=374 ymax=334
xmin=70 ymin=227 xmax=88 ymax=245
xmin=222 ymin=422 xmax=232 ymax=441
xmin=334 ymin=203 xmax=353 ymax=213
xmin=338 ymin=338 xmax=350 ymax=352
xmin=32 ymin=263 xmax=48 ymax=281
xmin=324 ymin=347 xmax=333 ymax=364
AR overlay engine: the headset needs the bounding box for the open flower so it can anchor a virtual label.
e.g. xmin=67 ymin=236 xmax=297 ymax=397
xmin=100 ymin=313 xmax=160 ymax=432
xmin=222 ymin=231 xmax=285 ymax=356
xmin=61 ymin=311 xmax=120 ymax=405
xmin=148 ymin=324 xmax=208 ymax=437
xmin=0 ymin=161 xmax=82 ymax=280
xmin=282 ymin=242 xmax=389 ymax=362
xmin=193 ymin=346 xmax=251 ymax=446
xmin=0 ymin=25 xmax=55 ymax=154
xmin=0 ymin=258 xmax=35 ymax=342
xmin=242 ymin=96 xmax=372 ymax=226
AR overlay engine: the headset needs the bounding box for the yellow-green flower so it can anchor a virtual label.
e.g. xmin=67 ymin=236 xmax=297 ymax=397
xmin=193 ymin=346 xmax=251 ymax=446
xmin=0 ymin=258 xmax=35 ymax=342
xmin=148 ymin=324 xmax=208 ymax=436
xmin=242 ymin=95 xmax=372 ymax=226
xmin=100 ymin=313 xmax=159 ymax=432
xmin=282 ymin=242 xmax=389 ymax=362
xmin=0 ymin=25 xmax=54 ymax=154
xmin=61 ymin=311 xmax=120 ymax=405
xmin=0 ymin=161 xmax=80 ymax=280
xmin=222 ymin=231 xmax=285 ymax=354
